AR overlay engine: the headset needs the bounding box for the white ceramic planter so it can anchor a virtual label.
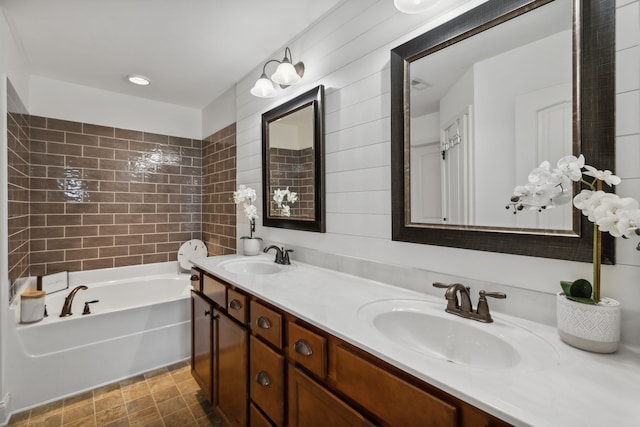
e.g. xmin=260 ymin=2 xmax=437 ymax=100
xmin=556 ymin=292 xmax=621 ymax=353
xmin=242 ymin=237 xmax=261 ymax=256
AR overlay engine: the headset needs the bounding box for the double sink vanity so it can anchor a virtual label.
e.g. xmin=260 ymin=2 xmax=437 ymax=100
xmin=190 ymin=252 xmax=640 ymax=427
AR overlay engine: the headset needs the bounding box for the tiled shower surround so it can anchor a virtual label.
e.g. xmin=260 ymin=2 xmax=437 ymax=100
xmin=268 ymin=146 xmax=314 ymax=219
xmin=7 ymin=110 xmax=237 ymax=296
xmin=202 ymin=124 xmax=236 ymax=256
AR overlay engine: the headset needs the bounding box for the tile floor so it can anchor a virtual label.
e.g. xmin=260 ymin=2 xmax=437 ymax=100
xmin=7 ymin=361 xmax=223 ymax=427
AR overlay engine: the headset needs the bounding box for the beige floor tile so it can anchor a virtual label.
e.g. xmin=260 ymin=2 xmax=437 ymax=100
xmin=176 ymin=379 xmax=207 ymax=407
xmin=62 ymin=414 xmax=96 ymax=427
xmin=195 ymin=412 xmax=222 ymax=427
xmin=168 ymin=367 xmax=192 ymax=384
xmin=128 ymin=406 xmax=162 ymax=427
xmin=93 ymin=383 xmax=121 ymax=400
xmin=7 ymin=410 xmax=29 ymax=426
xmin=188 ymin=401 xmax=216 ymax=421
xmin=62 ymin=401 xmax=94 ymax=424
xmin=95 ymin=392 xmax=125 ymax=414
xmin=156 ymin=395 xmax=187 ymax=418
xmin=162 ymin=407 xmax=197 ymax=427
xmin=146 ymin=374 xmax=175 ymax=395
xmin=151 ymin=384 xmax=180 ymax=403
xmin=95 ymin=405 xmax=127 ymax=426
xmin=124 ymin=395 xmax=155 ymax=415
xmin=121 ymin=382 xmax=150 ymax=403
xmin=142 ymin=368 xmax=168 ymax=380
xmin=118 ymin=375 xmax=145 ymax=388
xmin=30 ymin=401 xmax=63 ymax=419
xmin=63 ymin=391 xmax=93 ymax=409
xmin=27 ymin=411 xmax=62 ymax=427
xmin=100 ymin=418 xmax=129 ymax=427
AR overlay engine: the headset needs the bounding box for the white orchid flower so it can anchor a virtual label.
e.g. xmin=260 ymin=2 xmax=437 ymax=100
xmin=288 ymin=191 xmax=298 ymax=203
xmin=281 ymin=205 xmax=291 ymax=217
xmin=244 ymin=203 xmax=258 ymax=221
xmin=557 ymin=154 xmax=585 ymax=181
xmin=583 ymin=165 xmax=621 ymax=186
xmin=528 ymin=161 xmax=552 ymax=185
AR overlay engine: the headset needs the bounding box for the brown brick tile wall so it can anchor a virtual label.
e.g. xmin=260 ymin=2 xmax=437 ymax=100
xmin=7 ymin=87 xmax=30 ymax=300
xmin=268 ymin=146 xmax=315 ymax=219
xmin=202 ymin=123 xmax=237 ymax=256
xmin=28 ymin=116 xmax=203 ymax=276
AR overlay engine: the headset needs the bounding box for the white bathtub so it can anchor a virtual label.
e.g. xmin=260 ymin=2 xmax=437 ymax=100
xmin=7 ymin=262 xmax=192 ymax=413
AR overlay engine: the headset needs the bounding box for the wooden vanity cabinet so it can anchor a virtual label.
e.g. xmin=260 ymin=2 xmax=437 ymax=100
xmin=193 ymin=268 xmax=513 ymax=427
xmin=191 ymin=290 xmax=214 ymax=403
xmin=191 ymin=270 xmax=249 ymax=427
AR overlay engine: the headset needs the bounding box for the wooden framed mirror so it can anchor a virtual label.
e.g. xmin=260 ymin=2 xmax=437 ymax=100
xmin=391 ymin=0 xmax=615 ymax=263
xmin=262 ymin=85 xmax=325 ymax=232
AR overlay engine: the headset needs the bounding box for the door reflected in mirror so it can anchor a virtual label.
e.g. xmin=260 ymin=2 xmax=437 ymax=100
xmin=408 ymin=0 xmax=572 ymax=230
xmin=262 ymin=85 xmax=325 ymax=233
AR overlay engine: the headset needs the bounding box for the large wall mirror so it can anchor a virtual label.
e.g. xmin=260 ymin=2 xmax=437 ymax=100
xmin=391 ymin=0 xmax=615 ymax=263
xmin=262 ymin=85 xmax=325 ymax=232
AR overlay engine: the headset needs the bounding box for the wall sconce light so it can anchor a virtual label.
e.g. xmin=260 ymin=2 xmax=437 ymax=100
xmin=250 ymin=47 xmax=305 ymax=98
xmin=394 ymin=0 xmax=439 ymax=14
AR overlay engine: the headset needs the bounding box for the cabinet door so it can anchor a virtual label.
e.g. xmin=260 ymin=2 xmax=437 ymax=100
xmin=288 ymin=365 xmax=375 ymax=427
xmin=216 ymin=310 xmax=248 ymax=427
xmin=191 ymin=292 xmax=213 ymax=403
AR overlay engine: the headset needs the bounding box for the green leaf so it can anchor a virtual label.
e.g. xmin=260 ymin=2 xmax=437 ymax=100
xmin=565 ymin=295 xmax=598 ymax=305
xmin=560 ymin=281 xmax=573 ymax=295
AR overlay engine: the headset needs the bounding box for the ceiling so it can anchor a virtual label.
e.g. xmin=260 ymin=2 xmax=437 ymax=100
xmin=0 ymin=0 xmax=344 ymax=109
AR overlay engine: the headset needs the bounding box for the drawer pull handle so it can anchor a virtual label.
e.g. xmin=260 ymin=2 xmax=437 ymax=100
xmin=229 ymin=299 xmax=242 ymax=310
xmin=255 ymin=371 xmax=271 ymax=387
xmin=204 ymin=310 xmax=211 ymax=317
xmin=293 ymin=339 xmax=313 ymax=357
xmin=257 ymin=316 xmax=271 ymax=329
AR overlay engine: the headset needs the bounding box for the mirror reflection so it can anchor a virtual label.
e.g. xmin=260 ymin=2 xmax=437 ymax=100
xmin=266 ymin=105 xmax=315 ymax=220
xmin=262 ymin=85 xmax=325 ymax=233
xmin=408 ymin=0 xmax=573 ymax=229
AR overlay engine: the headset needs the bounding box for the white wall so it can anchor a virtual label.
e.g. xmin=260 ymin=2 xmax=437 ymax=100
xmin=222 ymin=0 xmax=640 ymax=347
xmin=28 ymin=76 xmax=202 ymax=139
xmin=202 ymin=86 xmax=236 ymax=138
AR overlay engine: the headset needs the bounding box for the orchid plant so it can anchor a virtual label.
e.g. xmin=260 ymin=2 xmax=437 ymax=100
xmin=273 ymin=187 xmax=298 ymax=217
xmin=507 ymin=155 xmax=640 ymax=304
xmin=233 ymin=185 xmax=258 ymax=239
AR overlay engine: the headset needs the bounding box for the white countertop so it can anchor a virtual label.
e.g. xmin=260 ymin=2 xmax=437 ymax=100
xmin=191 ymin=254 xmax=640 ymax=427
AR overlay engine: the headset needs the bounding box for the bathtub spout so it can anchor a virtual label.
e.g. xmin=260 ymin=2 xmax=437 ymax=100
xmin=60 ymin=285 xmax=88 ymax=317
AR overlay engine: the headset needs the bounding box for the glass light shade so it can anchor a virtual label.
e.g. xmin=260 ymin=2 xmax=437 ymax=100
xmin=271 ymin=61 xmax=301 ymax=86
xmin=393 ymin=0 xmax=439 ymax=14
xmin=250 ymin=74 xmax=277 ymax=98
xmin=127 ymin=74 xmax=150 ymax=85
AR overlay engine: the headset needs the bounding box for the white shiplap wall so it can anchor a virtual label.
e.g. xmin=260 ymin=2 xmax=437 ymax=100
xmin=229 ymin=0 xmax=640 ymax=346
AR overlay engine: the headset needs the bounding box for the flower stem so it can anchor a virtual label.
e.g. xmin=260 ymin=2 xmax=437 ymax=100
xmin=592 ymin=179 xmax=602 ymax=302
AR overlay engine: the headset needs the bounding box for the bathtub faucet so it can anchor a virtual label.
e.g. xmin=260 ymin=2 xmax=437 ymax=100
xmin=60 ymin=285 xmax=88 ymax=317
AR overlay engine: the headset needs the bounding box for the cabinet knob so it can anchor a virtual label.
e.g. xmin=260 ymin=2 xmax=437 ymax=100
xmin=255 ymin=371 xmax=271 ymax=387
xmin=293 ymin=339 xmax=313 ymax=357
xmin=204 ymin=310 xmax=211 ymax=317
xmin=256 ymin=316 xmax=271 ymax=329
xmin=229 ymin=299 xmax=242 ymax=310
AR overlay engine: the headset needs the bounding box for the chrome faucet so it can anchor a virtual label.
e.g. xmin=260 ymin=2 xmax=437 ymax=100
xmin=264 ymin=245 xmax=293 ymax=265
xmin=433 ymin=282 xmax=506 ymax=323
xmin=60 ymin=285 xmax=88 ymax=317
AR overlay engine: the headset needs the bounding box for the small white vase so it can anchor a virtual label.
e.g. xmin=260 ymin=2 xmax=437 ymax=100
xmin=556 ymin=292 xmax=621 ymax=353
xmin=242 ymin=238 xmax=261 ymax=256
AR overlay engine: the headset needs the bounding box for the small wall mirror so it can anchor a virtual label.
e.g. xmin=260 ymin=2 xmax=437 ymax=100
xmin=391 ymin=0 xmax=615 ymax=263
xmin=262 ymin=85 xmax=325 ymax=232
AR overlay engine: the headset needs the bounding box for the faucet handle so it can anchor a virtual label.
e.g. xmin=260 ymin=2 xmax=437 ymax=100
xmin=474 ymin=290 xmax=506 ymax=323
xmin=82 ymin=300 xmax=99 ymax=315
xmin=432 ymin=282 xmax=449 ymax=289
xmin=282 ymin=248 xmax=293 ymax=265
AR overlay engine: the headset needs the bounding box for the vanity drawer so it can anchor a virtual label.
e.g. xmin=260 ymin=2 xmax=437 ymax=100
xmin=250 ymin=336 xmax=285 ymax=427
xmin=334 ymin=345 xmax=457 ymax=427
xmin=227 ymin=288 xmax=248 ymax=324
xmin=250 ymin=403 xmax=275 ymax=427
xmin=250 ymin=300 xmax=283 ymax=349
xmin=287 ymin=322 xmax=327 ymax=379
xmin=202 ymin=273 xmax=226 ymax=307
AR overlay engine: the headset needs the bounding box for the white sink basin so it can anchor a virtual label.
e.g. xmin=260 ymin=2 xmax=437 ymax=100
xmin=358 ymin=299 xmax=558 ymax=371
xmin=219 ymin=258 xmax=282 ymax=275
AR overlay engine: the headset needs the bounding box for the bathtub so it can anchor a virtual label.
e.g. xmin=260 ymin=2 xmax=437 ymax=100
xmin=7 ymin=262 xmax=192 ymax=413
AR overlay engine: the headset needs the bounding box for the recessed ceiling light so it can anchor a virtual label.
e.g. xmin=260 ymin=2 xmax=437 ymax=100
xmin=127 ymin=75 xmax=150 ymax=86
